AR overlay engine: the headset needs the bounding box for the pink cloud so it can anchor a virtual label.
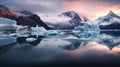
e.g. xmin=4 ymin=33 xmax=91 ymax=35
xmin=61 ymin=0 xmax=120 ymax=20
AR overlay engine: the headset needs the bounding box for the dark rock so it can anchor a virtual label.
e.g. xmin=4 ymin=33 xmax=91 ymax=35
xmin=29 ymin=14 xmax=51 ymax=30
xmin=0 ymin=5 xmax=51 ymax=30
xmin=16 ymin=16 xmax=37 ymax=27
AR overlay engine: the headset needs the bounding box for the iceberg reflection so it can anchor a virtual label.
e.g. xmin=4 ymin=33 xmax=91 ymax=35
xmin=0 ymin=30 xmax=120 ymax=65
xmin=98 ymin=31 xmax=120 ymax=50
xmin=0 ymin=37 xmax=16 ymax=47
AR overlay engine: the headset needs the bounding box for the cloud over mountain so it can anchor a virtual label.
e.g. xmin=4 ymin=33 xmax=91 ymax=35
xmin=0 ymin=0 xmax=120 ymax=20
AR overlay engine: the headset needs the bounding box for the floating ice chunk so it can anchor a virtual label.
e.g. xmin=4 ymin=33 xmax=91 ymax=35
xmin=16 ymin=25 xmax=32 ymax=35
xmin=9 ymin=33 xmax=17 ymax=37
xmin=46 ymin=30 xmax=60 ymax=36
xmin=31 ymin=26 xmax=47 ymax=36
xmin=32 ymin=25 xmax=47 ymax=32
xmin=26 ymin=38 xmax=37 ymax=42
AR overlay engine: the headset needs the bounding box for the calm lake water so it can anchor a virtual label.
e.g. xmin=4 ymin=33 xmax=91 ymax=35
xmin=0 ymin=31 xmax=120 ymax=67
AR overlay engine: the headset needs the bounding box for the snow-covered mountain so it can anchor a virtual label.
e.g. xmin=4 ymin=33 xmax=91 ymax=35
xmin=96 ymin=11 xmax=120 ymax=29
xmin=40 ymin=11 xmax=85 ymax=30
xmin=61 ymin=11 xmax=83 ymax=26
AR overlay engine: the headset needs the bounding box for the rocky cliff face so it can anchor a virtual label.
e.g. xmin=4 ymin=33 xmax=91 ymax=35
xmin=0 ymin=5 xmax=51 ymax=30
xmin=0 ymin=5 xmax=17 ymax=20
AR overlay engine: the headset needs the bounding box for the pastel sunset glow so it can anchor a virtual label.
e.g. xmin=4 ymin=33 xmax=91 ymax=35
xmin=62 ymin=0 xmax=120 ymax=20
xmin=67 ymin=42 xmax=120 ymax=58
xmin=0 ymin=0 xmax=120 ymax=20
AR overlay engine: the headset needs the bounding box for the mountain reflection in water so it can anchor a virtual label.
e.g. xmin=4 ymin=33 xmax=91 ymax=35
xmin=0 ymin=31 xmax=120 ymax=66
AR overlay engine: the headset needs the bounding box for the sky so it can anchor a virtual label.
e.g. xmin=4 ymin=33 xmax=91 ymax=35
xmin=0 ymin=0 xmax=120 ymax=20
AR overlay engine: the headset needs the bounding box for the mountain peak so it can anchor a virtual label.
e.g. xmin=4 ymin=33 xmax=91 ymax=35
xmin=106 ymin=10 xmax=119 ymax=18
xmin=61 ymin=11 xmax=78 ymax=18
xmin=61 ymin=11 xmax=83 ymax=26
xmin=107 ymin=10 xmax=116 ymax=16
xmin=0 ymin=5 xmax=7 ymax=10
xmin=67 ymin=11 xmax=76 ymax=14
xmin=108 ymin=10 xmax=114 ymax=14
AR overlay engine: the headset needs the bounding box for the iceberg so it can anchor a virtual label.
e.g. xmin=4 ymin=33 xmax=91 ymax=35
xmin=16 ymin=25 xmax=32 ymax=35
xmin=31 ymin=25 xmax=47 ymax=32
xmin=26 ymin=37 xmax=37 ymax=42
xmin=74 ymin=21 xmax=99 ymax=31
xmin=0 ymin=18 xmax=16 ymax=31
xmin=45 ymin=30 xmax=60 ymax=36
xmin=31 ymin=25 xmax=47 ymax=36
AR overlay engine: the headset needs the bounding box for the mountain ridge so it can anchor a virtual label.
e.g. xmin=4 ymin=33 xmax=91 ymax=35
xmin=96 ymin=11 xmax=120 ymax=29
xmin=0 ymin=5 xmax=51 ymax=30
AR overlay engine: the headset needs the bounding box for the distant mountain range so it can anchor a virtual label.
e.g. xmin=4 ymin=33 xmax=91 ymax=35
xmin=96 ymin=11 xmax=120 ymax=29
xmin=0 ymin=5 xmax=120 ymax=30
xmin=40 ymin=11 xmax=86 ymax=29
xmin=0 ymin=5 xmax=51 ymax=30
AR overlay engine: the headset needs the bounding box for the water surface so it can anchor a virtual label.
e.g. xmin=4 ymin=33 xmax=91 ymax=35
xmin=0 ymin=31 xmax=120 ymax=66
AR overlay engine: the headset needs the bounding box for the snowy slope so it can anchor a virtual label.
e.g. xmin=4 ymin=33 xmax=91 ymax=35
xmin=96 ymin=11 xmax=120 ymax=29
xmin=40 ymin=11 xmax=84 ymax=29
xmin=96 ymin=11 xmax=120 ymax=25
